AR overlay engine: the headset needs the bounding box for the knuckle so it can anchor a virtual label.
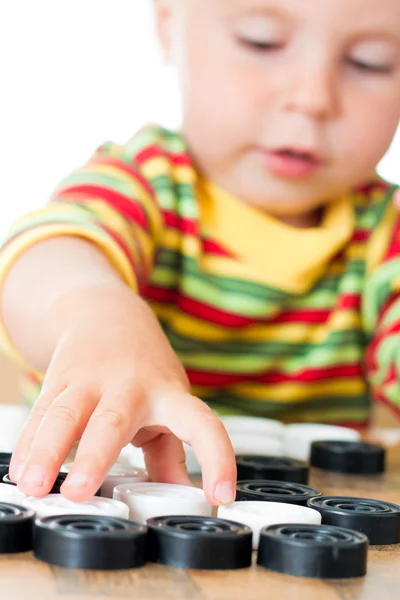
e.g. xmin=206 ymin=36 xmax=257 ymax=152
xmin=29 ymin=405 xmax=48 ymax=422
xmin=29 ymin=448 xmax=63 ymax=466
xmin=50 ymin=403 xmax=80 ymax=427
xmin=197 ymin=409 xmax=228 ymax=436
xmin=93 ymin=409 xmax=125 ymax=430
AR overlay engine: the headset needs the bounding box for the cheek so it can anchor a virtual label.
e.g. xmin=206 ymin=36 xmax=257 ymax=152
xmin=338 ymin=91 xmax=400 ymax=173
xmin=178 ymin=30 xmax=268 ymax=140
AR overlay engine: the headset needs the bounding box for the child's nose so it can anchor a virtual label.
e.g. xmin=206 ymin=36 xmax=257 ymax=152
xmin=283 ymin=64 xmax=339 ymax=121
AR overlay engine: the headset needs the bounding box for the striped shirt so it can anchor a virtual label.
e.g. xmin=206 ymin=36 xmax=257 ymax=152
xmin=1 ymin=124 xmax=399 ymax=428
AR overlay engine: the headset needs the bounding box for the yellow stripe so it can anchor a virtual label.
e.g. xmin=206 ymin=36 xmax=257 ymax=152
xmin=151 ymin=302 xmax=361 ymax=343
xmin=161 ymin=228 xmax=202 ymax=257
xmin=193 ymin=378 xmax=364 ymax=404
xmin=67 ymin=164 xmax=163 ymax=239
xmin=139 ymin=156 xmax=195 ymax=185
xmin=392 ymin=274 xmax=400 ymax=292
xmin=328 ymin=310 xmax=362 ymax=330
xmin=346 ymin=242 xmax=368 ymax=261
xmin=276 ymin=406 xmax=367 ymax=423
xmin=135 ymin=226 xmax=154 ymax=265
xmin=83 ymin=200 xmax=136 ymax=245
xmin=83 ymin=200 xmax=154 ymax=268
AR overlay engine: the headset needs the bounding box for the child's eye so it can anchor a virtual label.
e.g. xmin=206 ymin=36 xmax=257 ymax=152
xmin=348 ymin=57 xmax=392 ymax=75
xmin=238 ymin=38 xmax=282 ymax=53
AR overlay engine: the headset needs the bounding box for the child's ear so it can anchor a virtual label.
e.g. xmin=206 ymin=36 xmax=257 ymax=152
xmin=153 ymin=0 xmax=175 ymax=62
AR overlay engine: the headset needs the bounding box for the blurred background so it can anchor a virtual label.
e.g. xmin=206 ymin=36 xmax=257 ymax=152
xmin=0 ymin=2 xmax=399 ymax=428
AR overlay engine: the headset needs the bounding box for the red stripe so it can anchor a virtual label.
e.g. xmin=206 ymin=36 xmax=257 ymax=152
xmin=376 ymin=291 xmax=400 ymax=325
xmin=143 ymin=287 xmax=333 ymax=327
xmin=55 ymin=185 xmax=149 ymax=230
xmin=187 ymin=364 xmax=362 ymax=387
xmin=352 ymin=229 xmax=370 ymax=243
xmin=336 ymin=293 xmax=361 ymax=310
xmin=101 ymin=224 xmax=139 ymax=280
xmin=179 ymin=296 xmax=254 ymax=326
xmin=178 ymin=296 xmax=266 ymax=326
xmin=268 ymin=309 xmax=330 ymax=324
xmin=354 ymin=180 xmax=390 ymax=195
xmin=90 ymin=155 xmax=156 ymax=199
xmin=384 ymin=217 xmax=400 ymax=261
xmin=202 ymin=239 xmax=235 ymax=258
xmin=143 ymin=285 xmax=178 ymax=304
xmin=366 ymin=318 xmax=400 ymax=374
xmin=373 ymin=389 xmax=400 ymax=420
xmin=382 ymin=361 xmax=397 ymax=386
xmin=163 ymin=210 xmax=198 ymax=236
xmin=143 ymin=289 xmax=254 ymax=325
xmin=136 ymin=144 xmax=193 ymax=168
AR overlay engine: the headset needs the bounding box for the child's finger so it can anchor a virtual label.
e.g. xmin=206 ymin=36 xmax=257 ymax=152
xmin=141 ymin=433 xmax=192 ymax=486
xmin=60 ymin=390 xmax=145 ymax=502
xmin=164 ymin=394 xmax=237 ymax=506
xmin=9 ymin=381 xmax=67 ymax=481
xmin=13 ymin=386 xmax=95 ymax=496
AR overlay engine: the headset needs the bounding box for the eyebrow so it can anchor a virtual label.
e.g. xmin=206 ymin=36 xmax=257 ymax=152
xmin=221 ymin=2 xmax=400 ymax=45
xmin=218 ymin=0 xmax=292 ymax=19
xmin=354 ymin=30 xmax=400 ymax=45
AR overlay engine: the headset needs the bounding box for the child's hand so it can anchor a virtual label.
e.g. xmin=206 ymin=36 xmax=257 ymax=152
xmin=9 ymin=285 xmax=236 ymax=506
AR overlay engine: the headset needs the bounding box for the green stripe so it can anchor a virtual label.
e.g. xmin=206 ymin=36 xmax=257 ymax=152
xmin=363 ymin=258 xmax=400 ymax=331
xmin=165 ymin=325 xmax=365 ymax=355
xmin=154 ymin=249 xmax=365 ymax=298
xmin=6 ymin=205 xmax=102 ymax=239
xmin=152 ymin=177 xmax=199 ymax=217
xmin=386 ymin=382 xmax=400 ymax=407
xmin=175 ymin=345 xmax=363 ymax=373
xmin=379 ymin=298 xmax=400 ymax=331
xmin=54 ymin=171 xmax=139 ymax=199
xmin=205 ymin=393 xmax=370 ymax=420
xmin=376 ymin=335 xmax=399 ymax=371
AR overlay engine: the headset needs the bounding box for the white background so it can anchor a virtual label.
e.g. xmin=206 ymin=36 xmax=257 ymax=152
xmin=1 ymin=1 xmax=399 ymax=240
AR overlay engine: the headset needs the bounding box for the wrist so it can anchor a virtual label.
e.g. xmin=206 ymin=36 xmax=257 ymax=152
xmin=47 ymin=281 xmax=137 ymax=347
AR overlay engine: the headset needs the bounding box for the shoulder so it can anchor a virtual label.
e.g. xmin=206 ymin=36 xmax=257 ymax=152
xmin=352 ymin=175 xmax=400 ymax=274
xmin=352 ymin=175 xmax=398 ymax=225
xmin=95 ymin=124 xmax=194 ymax=175
xmin=92 ymin=125 xmax=198 ymax=208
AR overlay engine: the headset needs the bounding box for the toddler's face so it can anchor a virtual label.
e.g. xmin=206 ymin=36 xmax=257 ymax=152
xmin=155 ymin=0 xmax=400 ymax=220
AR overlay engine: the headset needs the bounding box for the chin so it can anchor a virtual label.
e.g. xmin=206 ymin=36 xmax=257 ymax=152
xmin=250 ymin=196 xmax=322 ymax=216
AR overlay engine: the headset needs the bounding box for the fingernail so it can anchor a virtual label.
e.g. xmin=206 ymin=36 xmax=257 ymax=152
xmin=214 ymin=482 xmax=235 ymax=505
xmin=11 ymin=463 xmax=25 ymax=481
xmin=23 ymin=466 xmax=45 ymax=488
xmin=66 ymin=472 xmax=89 ymax=487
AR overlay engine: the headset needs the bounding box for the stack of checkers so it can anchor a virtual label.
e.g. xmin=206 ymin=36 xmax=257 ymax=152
xmin=228 ymin=417 xmax=394 ymax=578
xmin=0 ymin=418 xmax=397 ymax=578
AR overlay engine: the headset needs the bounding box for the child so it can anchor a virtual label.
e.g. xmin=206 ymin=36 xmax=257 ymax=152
xmin=0 ymin=0 xmax=399 ymax=507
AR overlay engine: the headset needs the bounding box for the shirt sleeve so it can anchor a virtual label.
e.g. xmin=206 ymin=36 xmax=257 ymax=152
xmin=363 ymin=183 xmax=400 ymax=417
xmin=0 ymin=138 xmax=164 ymax=371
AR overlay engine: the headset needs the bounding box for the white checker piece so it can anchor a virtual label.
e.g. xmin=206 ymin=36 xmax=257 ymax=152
xmin=218 ymin=500 xmax=322 ymax=548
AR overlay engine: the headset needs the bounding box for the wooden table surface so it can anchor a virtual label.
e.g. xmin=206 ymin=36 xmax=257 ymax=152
xmin=2 ymin=439 xmax=400 ymax=600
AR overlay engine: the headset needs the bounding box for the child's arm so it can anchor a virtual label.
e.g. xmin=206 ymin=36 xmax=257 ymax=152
xmin=0 ymin=134 xmax=236 ymax=506
xmin=0 ymin=235 xmax=235 ymax=506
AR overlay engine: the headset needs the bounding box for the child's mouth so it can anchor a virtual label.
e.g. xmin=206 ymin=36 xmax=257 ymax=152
xmin=260 ymin=148 xmax=322 ymax=179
